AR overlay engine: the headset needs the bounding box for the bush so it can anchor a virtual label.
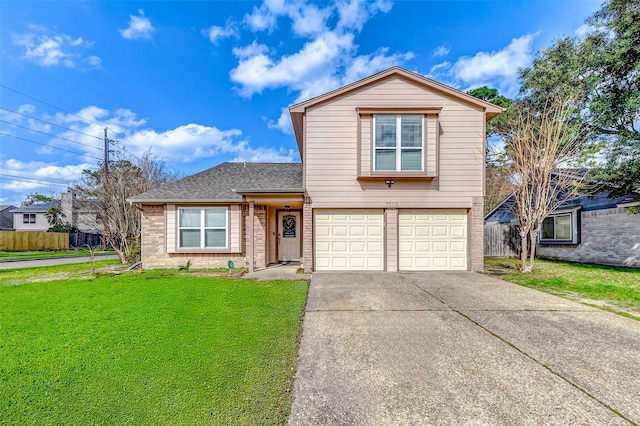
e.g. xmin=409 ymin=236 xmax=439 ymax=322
xmin=48 ymin=224 xmax=80 ymax=233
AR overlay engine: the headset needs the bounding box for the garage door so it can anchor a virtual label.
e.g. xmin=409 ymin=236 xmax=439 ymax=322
xmin=314 ymin=210 xmax=384 ymax=271
xmin=398 ymin=210 xmax=467 ymax=271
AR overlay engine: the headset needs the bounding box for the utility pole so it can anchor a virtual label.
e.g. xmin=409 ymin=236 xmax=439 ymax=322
xmin=104 ymin=128 xmax=109 ymax=184
xmin=104 ymin=128 xmax=110 ymax=171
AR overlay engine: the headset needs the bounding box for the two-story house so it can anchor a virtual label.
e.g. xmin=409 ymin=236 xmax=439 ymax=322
xmin=128 ymin=67 xmax=502 ymax=272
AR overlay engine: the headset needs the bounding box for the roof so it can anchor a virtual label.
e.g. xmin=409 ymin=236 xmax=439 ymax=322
xmin=128 ymin=162 xmax=303 ymax=203
xmin=485 ymin=189 xmax=636 ymax=224
xmin=9 ymin=201 xmax=58 ymax=213
xmin=289 ymin=66 xmax=504 ymax=155
xmin=0 ymin=205 xmax=17 ymax=212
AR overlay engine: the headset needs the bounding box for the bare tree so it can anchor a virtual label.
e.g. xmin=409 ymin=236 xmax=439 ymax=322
xmin=71 ymin=150 xmax=179 ymax=263
xmin=496 ymin=96 xmax=595 ymax=272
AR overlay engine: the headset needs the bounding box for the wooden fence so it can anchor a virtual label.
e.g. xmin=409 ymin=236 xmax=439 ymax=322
xmin=69 ymin=233 xmax=105 ymax=249
xmin=0 ymin=231 xmax=69 ymax=251
xmin=484 ymin=223 xmax=520 ymax=257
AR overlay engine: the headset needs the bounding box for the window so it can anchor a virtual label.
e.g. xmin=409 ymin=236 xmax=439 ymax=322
xmin=540 ymin=211 xmax=580 ymax=244
xmin=374 ymin=115 xmax=423 ymax=172
xmin=23 ymin=214 xmax=36 ymax=224
xmin=178 ymin=208 xmax=227 ymax=249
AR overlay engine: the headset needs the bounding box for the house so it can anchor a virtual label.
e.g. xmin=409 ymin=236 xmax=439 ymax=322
xmin=0 ymin=205 xmax=17 ymax=230
xmin=484 ymin=190 xmax=639 ymax=267
xmin=61 ymin=192 xmax=102 ymax=233
xmin=9 ymin=202 xmax=58 ymax=232
xmin=129 ymin=67 xmax=503 ymax=272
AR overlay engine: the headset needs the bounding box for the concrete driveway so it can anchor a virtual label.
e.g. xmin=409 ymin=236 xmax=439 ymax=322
xmin=289 ymin=272 xmax=640 ymax=425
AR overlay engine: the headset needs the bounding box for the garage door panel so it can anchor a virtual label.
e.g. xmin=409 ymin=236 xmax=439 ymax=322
xmin=332 ymin=241 xmax=347 ymax=252
xmin=399 ymin=210 xmax=467 ymax=271
xmin=315 ymin=210 xmax=384 ymax=271
xmin=451 ymin=241 xmax=466 ymax=252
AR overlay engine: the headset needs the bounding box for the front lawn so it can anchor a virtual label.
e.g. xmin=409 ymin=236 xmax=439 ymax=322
xmin=0 ymin=267 xmax=308 ymax=425
xmin=485 ymin=257 xmax=640 ymax=320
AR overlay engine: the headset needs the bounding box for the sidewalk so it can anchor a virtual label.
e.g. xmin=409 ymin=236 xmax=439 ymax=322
xmin=0 ymin=254 xmax=120 ymax=269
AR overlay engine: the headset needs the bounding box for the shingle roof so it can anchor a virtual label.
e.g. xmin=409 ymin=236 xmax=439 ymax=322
xmin=9 ymin=201 xmax=58 ymax=213
xmin=485 ymin=190 xmax=636 ymax=224
xmin=128 ymin=162 xmax=303 ymax=203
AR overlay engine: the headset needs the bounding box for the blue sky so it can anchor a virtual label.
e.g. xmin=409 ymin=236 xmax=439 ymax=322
xmin=0 ymin=0 xmax=601 ymax=207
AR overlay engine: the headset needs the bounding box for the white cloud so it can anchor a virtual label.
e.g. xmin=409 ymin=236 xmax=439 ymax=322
xmin=232 ymin=0 xmax=408 ymax=134
xmin=451 ymin=33 xmax=538 ymax=85
xmin=232 ymin=146 xmax=298 ymax=163
xmin=336 ymin=0 xmax=392 ymax=32
xmin=268 ymin=107 xmax=294 ymax=134
xmin=120 ymin=9 xmax=154 ymax=40
xmin=204 ymin=21 xmax=239 ymax=45
xmin=0 ymin=158 xmax=89 ymax=193
xmin=13 ymin=27 xmax=98 ymax=68
xmin=432 ymin=45 xmax=450 ymax=57
xmin=428 ymin=33 xmax=539 ymax=96
xmin=86 ymin=55 xmax=102 ymax=67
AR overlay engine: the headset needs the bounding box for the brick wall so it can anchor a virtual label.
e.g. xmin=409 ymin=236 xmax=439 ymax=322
xmin=243 ymin=206 xmax=267 ymax=269
xmin=469 ymin=196 xmax=485 ymax=271
xmin=141 ymin=204 xmax=246 ymax=269
xmin=537 ymin=207 xmax=640 ymax=267
xmin=303 ymin=203 xmax=313 ymax=272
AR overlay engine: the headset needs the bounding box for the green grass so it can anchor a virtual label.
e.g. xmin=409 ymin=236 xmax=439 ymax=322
xmin=0 ymin=267 xmax=308 ymax=425
xmin=0 ymin=249 xmax=115 ymax=261
xmin=485 ymin=257 xmax=640 ymax=319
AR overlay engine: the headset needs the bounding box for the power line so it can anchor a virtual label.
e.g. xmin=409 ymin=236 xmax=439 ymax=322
xmin=0 ymin=119 xmax=103 ymax=151
xmin=0 ymin=174 xmax=70 ymax=188
xmin=0 ymin=84 xmax=105 ymax=128
xmin=1 ymin=85 xmax=145 ymax=154
xmin=0 ymin=132 xmax=102 ymax=161
xmin=0 ymin=106 xmax=103 ymax=141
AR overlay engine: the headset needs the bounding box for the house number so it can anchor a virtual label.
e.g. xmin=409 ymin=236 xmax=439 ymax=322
xmin=385 ymin=202 xmax=398 ymax=207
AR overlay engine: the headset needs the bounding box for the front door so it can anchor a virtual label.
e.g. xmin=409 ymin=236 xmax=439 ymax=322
xmin=278 ymin=211 xmax=301 ymax=262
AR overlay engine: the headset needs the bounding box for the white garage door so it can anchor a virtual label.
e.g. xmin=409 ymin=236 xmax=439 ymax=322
xmin=398 ymin=210 xmax=467 ymax=271
xmin=314 ymin=210 xmax=384 ymax=271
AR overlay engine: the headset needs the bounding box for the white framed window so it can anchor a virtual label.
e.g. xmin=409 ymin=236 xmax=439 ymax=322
xmin=374 ymin=115 xmax=423 ymax=172
xmin=23 ymin=214 xmax=36 ymax=224
xmin=178 ymin=207 xmax=228 ymax=249
xmin=540 ymin=211 xmax=579 ymax=244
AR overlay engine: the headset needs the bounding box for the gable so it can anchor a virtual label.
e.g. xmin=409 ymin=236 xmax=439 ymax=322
xmin=289 ymin=66 xmax=503 ymax=155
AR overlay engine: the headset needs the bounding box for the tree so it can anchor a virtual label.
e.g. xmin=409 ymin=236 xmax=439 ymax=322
xmin=467 ymin=86 xmax=515 ymax=214
xmin=520 ymin=0 xmax=640 ymax=204
xmin=494 ymin=96 xmax=595 ymax=272
xmin=71 ymin=150 xmax=179 ymax=263
xmin=21 ymin=192 xmax=53 ymax=207
xmin=44 ymin=205 xmax=64 ymax=226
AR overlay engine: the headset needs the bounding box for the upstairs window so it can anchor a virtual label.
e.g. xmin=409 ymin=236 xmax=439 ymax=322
xmin=374 ymin=115 xmax=423 ymax=172
xmin=178 ymin=207 xmax=227 ymax=249
xmin=23 ymin=213 xmax=36 ymax=224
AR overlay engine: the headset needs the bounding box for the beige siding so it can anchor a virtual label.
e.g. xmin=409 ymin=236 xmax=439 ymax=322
xmin=385 ymin=208 xmax=398 ymax=272
xmin=305 ymin=76 xmax=484 ymax=209
xmin=230 ymin=204 xmax=241 ymax=253
xmin=166 ymin=204 xmax=176 ymax=252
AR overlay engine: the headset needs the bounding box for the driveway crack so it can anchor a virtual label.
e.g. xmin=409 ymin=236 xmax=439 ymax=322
xmin=407 ymin=281 xmax=637 ymax=426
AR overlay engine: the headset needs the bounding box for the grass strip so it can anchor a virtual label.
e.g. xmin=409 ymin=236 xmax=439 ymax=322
xmin=484 ymin=257 xmax=640 ymax=319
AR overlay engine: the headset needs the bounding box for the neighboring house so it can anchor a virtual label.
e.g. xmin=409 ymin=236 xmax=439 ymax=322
xmin=61 ymin=192 xmax=102 ymax=233
xmin=129 ymin=67 xmax=503 ymax=272
xmin=485 ymin=190 xmax=639 ymax=267
xmin=10 ymin=202 xmax=58 ymax=232
xmin=0 ymin=205 xmax=17 ymax=230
